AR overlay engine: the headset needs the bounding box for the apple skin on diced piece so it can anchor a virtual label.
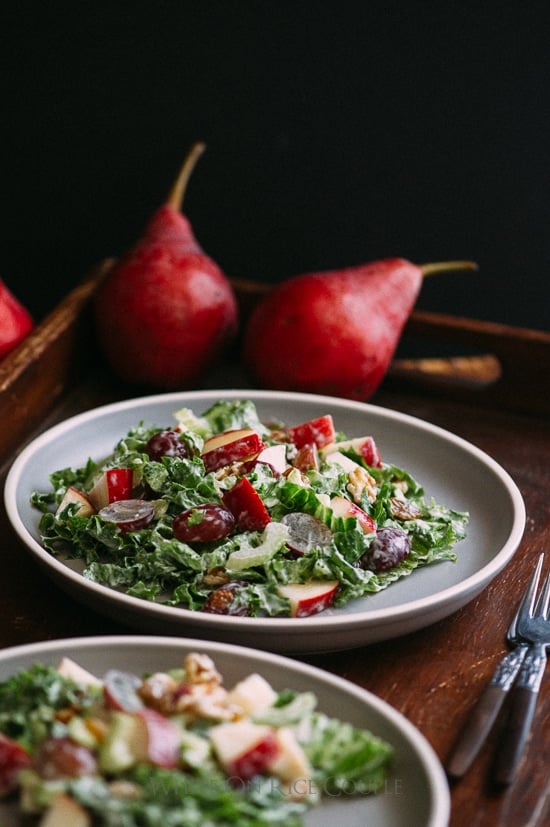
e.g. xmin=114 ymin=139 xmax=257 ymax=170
xmin=201 ymin=428 xmax=265 ymax=472
xmin=88 ymin=468 xmax=134 ymax=510
xmin=321 ymin=435 xmax=382 ymax=468
xmin=357 ymin=435 xmax=382 ymax=467
xmin=278 ymin=580 xmax=339 ymax=617
xmin=292 ymin=442 xmax=319 ymax=472
xmin=55 ymin=487 xmax=96 ymax=518
xmin=222 ymin=477 xmax=271 ymax=531
xmin=99 ymin=709 xmax=181 ymax=773
xmin=0 ymin=733 xmax=32 ymax=796
xmin=202 ymin=428 xmax=258 ymax=456
xmin=209 ymin=720 xmax=280 ymax=782
xmin=288 ymin=414 xmax=335 ymax=450
xmin=135 ymin=708 xmax=182 ymax=769
xmin=210 ymin=717 xmax=314 ymax=800
xmin=267 ymin=727 xmax=314 ymax=797
xmin=330 ymin=495 xmax=376 ymax=533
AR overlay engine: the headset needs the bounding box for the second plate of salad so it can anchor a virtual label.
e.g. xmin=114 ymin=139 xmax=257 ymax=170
xmin=0 ymin=635 xmax=449 ymax=826
xmin=4 ymin=390 xmax=525 ymax=652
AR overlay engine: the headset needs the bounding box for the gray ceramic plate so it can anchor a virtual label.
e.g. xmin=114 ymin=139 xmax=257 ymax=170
xmin=4 ymin=390 xmax=525 ymax=653
xmin=0 ymin=635 xmax=450 ymax=826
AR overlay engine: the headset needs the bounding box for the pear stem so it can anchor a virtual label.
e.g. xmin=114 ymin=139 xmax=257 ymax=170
xmin=420 ymin=260 xmax=478 ymax=277
xmin=166 ymin=142 xmax=207 ymax=211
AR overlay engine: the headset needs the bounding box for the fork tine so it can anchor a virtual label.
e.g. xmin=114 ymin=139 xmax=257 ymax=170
xmin=535 ymin=569 xmax=550 ymax=619
xmin=506 ymin=553 xmax=544 ymax=642
xmin=517 ymin=552 xmax=545 ymax=623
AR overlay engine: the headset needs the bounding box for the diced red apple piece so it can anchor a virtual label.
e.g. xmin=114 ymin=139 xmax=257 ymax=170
xmin=0 ymin=733 xmax=31 ymax=795
xmin=56 ymin=657 xmax=102 ymax=687
xmin=268 ymin=727 xmax=314 ymax=798
xmin=39 ymin=792 xmax=91 ymax=827
xmin=88 ymin=468 xmax=133 ymax=510
xmin=321 ymin=436 xmax=382 ymax=467
xmin=99 ymin=709 xmax=181 ymax=773
xmin=202 ymin=428 xmax=257 ymax=454
xmin=255 ymin=444 xmax=289 ymax=474
xmin=135 ymin=708 xmax=182 ymax=769
xmin=324 ymin=450 xmax=362 ymax=474
xmin=227 ymin=673 xmax=277 ymax=715
xmin=222 ymin=477 xmax=271 ymax=530
xmin=292 ymin=442 xmax=319 ymax=472
xmin=288 ymin=414 xmax=335 ymax=450
xmin=209 ymin=720 xmax=280 ymax=782
xmin=278 ymin=580 xmax=339 ymax=617
xmin=201 ymin=428 xmax=265 ymax=472
xmin=330 ymin=495 xmax=376 ymax=533
xmin=55 ymin=487 xmax=96 ymax=518
xmin=356 ymin=435 xmax=382 ymax=467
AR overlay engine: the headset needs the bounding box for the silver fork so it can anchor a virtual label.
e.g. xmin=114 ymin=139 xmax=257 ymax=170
xmin=493 ymin=552 xmax=550 ymax=785
xmin=446 ymin=558 xmax=538 ymax=779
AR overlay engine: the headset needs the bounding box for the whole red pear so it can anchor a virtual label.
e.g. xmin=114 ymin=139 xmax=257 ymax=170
xmin=0 ymin=279 xmax=34 ymax=359
xmin=242 ymin=258 xmax=476 ymax=401
xmin=95 ymin=143 xmax=238 ymax=388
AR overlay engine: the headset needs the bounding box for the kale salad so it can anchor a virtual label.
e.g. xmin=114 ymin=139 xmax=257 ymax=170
xmin=0 ymin=651 xmax=395 ymax=825
xmin=30 ymin=399 xmax=469 ymax=618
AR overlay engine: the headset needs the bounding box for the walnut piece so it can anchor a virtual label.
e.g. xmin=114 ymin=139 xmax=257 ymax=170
xmin=184 ymin=652 xmax=222 ymax=685
xmin=138 ymin=653 xmax=239 ymax=721
xmin=347 ymin=466 xmax=377 ymax=504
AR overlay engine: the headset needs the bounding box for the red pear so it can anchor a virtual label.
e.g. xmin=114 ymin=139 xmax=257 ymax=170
xmin=242 ymin=258 xmax=476 ymax=400
xmin=0 ymin=279 xmax=34 ymax=359
xmin=95 ymin=143 xmax=238 ymax=388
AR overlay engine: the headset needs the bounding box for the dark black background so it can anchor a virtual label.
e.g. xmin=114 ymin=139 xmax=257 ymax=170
xmin=2 ymin=1 xmax=549 ymax=333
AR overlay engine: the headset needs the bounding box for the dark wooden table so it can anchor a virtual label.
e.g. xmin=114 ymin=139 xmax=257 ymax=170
xmin=1 ymin=270 xmax=549 ymax=826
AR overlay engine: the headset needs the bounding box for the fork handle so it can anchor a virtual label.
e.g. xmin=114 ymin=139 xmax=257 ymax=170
xmin=446 ymin=685 xmax=509 ymax=778
xmin=493 ymin=645 xmax=547 ymax=785
xmin=445 ymin=645 xmax=527 ymax=778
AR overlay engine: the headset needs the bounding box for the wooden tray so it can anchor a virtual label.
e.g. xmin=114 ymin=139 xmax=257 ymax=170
xmin=2 ymin=263 xmax=549 ymax=466
xmin=2 ymin=264 xmax=549 ymax=827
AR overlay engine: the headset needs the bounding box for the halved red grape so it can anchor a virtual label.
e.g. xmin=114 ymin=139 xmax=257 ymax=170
xmin=32 ymin=736 xmax=97 ymax=779
xmin=98 ymin=499 xmax=155 ymax=532
xmin=359 ymin=527 xmax=411 ymax=572
xmin=103 ymin=669 xmax=144 ymax=711
xmin=173 ymin=504 xmax=235 ymax=543
xmin=281 ymin=512 xmax=332 ymax=555
xmin=145 ymin=430 xmax=191 ymax=461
